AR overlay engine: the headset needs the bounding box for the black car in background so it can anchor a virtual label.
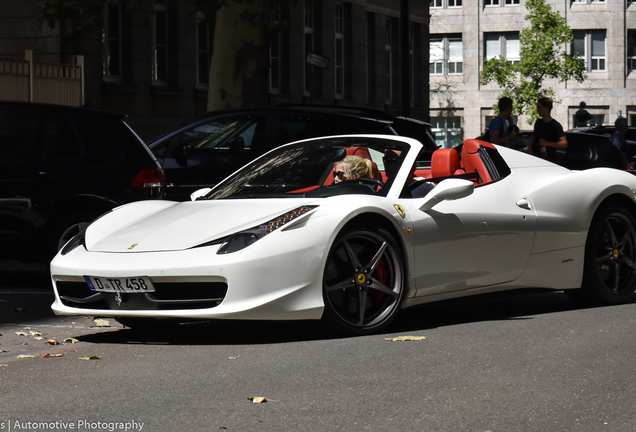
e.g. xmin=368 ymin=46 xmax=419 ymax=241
xmin=0 ymin=101 xmax=164 ymax=262
xmin=504 ymin=130 xmax=629 ymax=172
xmin=569 ymin=125 xmax=636 ymax=165
xmin=148 ymin=106 xmax=437 ymax=201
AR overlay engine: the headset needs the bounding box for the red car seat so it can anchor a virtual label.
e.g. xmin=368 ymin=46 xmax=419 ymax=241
xmin=460 ymin=139 xmax=497 ymax=185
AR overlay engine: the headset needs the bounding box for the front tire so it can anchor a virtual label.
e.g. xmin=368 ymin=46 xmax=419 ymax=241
xmin=322 ymin=225 xmax=405 ymax=334
xmin=570 ymin=205 xmax=636 ymax=305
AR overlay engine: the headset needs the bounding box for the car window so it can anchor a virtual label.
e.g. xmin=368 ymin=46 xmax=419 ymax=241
xmin=45 ymin=115 xmax=81 ymax=157
xmin=280 ymin=116 xmax=390 ymax=144
xmin=0 ymin=110 xmax=46 ymax=157
xmin=178 ymin=116 xmax=267 ymax=154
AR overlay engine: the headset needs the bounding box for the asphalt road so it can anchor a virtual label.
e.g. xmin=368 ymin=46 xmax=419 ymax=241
xmin=2 ymin=268 xmax=636 ymax=432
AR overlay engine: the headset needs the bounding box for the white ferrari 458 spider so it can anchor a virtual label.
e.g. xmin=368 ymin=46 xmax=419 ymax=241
xmin=51 ymin=135 xmax=636 ymax=334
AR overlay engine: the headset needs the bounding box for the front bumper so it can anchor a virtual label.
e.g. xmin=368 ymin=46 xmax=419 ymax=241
xmin=50 ymin=240 xmax=327 ymax=321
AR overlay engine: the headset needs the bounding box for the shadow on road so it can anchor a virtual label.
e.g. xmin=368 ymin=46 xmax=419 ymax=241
xmin=0 ymin=265 xmax=55 ymax=326
xmin=76 ymin=289 xmax=592 ymax=346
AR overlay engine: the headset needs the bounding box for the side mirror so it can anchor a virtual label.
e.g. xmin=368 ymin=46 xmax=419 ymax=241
xmin=190 ymin=188 xmax=212 ymax=201
xmin=419 ymin=178 xmax=474 ymax=212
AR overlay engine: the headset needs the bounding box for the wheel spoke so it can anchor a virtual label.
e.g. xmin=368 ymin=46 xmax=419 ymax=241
xmin=612 ymin=262 xmax=620 ymax=294
xmin=366 ymin=241 xmax=388 ymax=272
xmin=618 ymin=255 xmax=636 ymax=271
xmin=357 ymin=288 xmax=368 ymax=326
xmin=596 ymin=251 xmax=615 ymax=265
xmin=603 ymin=219 xmax=618 ymax=245
xmin=343 ymin=239 xmax=363 ymax=271
xmin=370 ymin=278 xmax=398 ymax=297
xmin=325 ymin=277 xmax=356 ymax=293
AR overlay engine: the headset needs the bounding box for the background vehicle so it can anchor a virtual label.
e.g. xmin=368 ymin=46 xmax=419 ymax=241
xmin=569 ymin=125 xmax=636 ymax=166
xmin=496 ymin=130 xmax=629 ymax=172
xmin=148 ymin=106 xmax=437 ymax=201
xmin=0 ymin=101 xmax=164 ymax=262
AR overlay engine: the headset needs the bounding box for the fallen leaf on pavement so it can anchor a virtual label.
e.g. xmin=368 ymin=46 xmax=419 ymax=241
xmin=15 ymin=332 xmax=29 ymax=336
xmin=247 ymin=397 xmax=279 ymax=404
xmin=0 ymin=350 xmax=9 ymax=353
xmin=385 ymin=336 xmax=427 ymax=342
xmin=17 ymin=355 xmax=35 ymax=358
xmin=64 ymin=338 xmax=80 ymax=344
xmin=34 ymin=337 xmax=45 ymax=341
xmin=0 ymin=364 xmax=8 ymax=367
xmin=46 ymin=340 xmax=60 ymax=345
xmin=247 ymin=397 xmax=267 ymax=404
xmin=44 ymin=353 xmax=66 ymax=358
xmin=14 ymin=308 xmax=25 ymax=312
xmin=79 ymin=356 xmax=101 ymax=360
xmin=29 ymin=331 xmax=42 ymax=336
xmin=92 ymin=319 xmax=110 ymax=327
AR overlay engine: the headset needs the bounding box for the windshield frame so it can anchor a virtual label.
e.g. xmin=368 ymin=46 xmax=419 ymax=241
xmin=202 ymin=134 xmax=422 ymax=201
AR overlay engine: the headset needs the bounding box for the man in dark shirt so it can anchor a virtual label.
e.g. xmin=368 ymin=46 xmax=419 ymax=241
xmin=529 ymin=97 xmax=567 ymax=162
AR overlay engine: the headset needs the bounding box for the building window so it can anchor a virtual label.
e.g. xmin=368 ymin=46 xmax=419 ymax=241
xmin=152 ymin=5 xmax=168 ymax=83
xmin=196 ymin=14 xmax=213 ymax=87
xmin=431 ymin=0 xmax=462 ymax=8
xmin=270 ymin=4 xmax=281 ymax=92
xmin=385 ymin=17 xmax=395 ymax=104
xmin=628 ymin=30 xmax=636 ymax=73
xmin=335 ymin=2 xmax=344 ymax=98
xmin=430 ymin=35 xmax=463 ymax=75
xmin=485 ymin=0 xmax=519 ymax=6
xmin=573 ymin=30 xmax=606 ymax=71
xmin=485 ymin=32 xmax=520 ymax=64
xmin=430 ymin=116 xmax=463 ymax=149
xmin=304 ymin=0 xmax=314 ymax=95
xmin=572 ymin=0 xmax=605 ymax=4
xmin=103 ymin=5 xmax=121 ymax=81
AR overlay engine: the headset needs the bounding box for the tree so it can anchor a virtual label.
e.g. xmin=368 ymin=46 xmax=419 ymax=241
xmin=35 ymin=0 xmax=299 ymax=110
xmin=480 ymin=0 xmax=586 ymax=122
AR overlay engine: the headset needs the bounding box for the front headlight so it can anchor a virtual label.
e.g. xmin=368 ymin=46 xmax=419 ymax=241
xmin=216 ymin=205 xmax=318 ymax=254
xmin=60 ymin=226 xmax=88 ymax=256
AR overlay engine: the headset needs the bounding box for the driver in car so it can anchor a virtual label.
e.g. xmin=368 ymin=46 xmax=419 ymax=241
xmin=333 ymin=155 xmax=373 ymax=184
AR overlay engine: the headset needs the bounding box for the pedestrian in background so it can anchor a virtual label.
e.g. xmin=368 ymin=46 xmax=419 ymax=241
xmin=574 ymin=101 xmax=593 ymax=127
xmin=612 ymin=117 xmax=631 ymax=166
xmin=488 ymin=97 xmax=519 ymax=145
xmin=529 ymin=97 xmax=567 ymax=162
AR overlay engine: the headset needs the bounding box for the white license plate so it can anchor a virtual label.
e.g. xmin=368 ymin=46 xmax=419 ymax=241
xmin=84 ymin=276 xmax=155 ymax=293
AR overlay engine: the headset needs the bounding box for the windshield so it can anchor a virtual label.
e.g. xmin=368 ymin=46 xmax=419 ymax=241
xmin=204 ymin=137 xmax=411 ymax=200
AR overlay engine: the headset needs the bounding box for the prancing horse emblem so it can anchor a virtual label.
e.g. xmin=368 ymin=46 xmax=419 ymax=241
xmin=128 ymin=243 xmax=138 ymax=250
xmin=114 ymin=291 xmax=122 ymax=307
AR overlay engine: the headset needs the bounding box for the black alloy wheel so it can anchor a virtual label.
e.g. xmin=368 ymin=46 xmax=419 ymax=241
xmin=571 ymin=205 xmax=636 ymax=304
xmin=322 ymin=225 xmax=404 ymax=334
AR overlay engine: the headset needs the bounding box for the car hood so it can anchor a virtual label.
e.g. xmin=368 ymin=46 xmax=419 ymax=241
xmin=84 ymin=198 xmax=319 ymax=253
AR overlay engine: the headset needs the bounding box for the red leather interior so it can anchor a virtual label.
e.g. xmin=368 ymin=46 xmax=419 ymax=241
xmin=431 ymin=148 xmax=461 ymax=178
xmin=461 ymin=139 xmax=496 ymax=185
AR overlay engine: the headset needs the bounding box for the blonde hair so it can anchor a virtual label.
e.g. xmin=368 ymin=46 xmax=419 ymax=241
xmin=341 ymin=155 xmax=373 ymax=179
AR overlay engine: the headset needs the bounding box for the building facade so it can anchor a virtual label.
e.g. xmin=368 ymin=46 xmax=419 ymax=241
xmin=429 ymin=0 xmax=636 ymax=148
xmin=1 ymin=0 xmax=430 ymax=141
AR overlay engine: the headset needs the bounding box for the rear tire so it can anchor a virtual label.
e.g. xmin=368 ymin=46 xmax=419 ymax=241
xmin=322 ymin=224 xmax=405 ymax=335
xmin=569 ymin=205 xmax=636 ymax=305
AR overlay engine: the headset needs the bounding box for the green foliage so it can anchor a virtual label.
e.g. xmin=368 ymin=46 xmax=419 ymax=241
xmin=479 ymin=0 xmax=586 ymax=123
